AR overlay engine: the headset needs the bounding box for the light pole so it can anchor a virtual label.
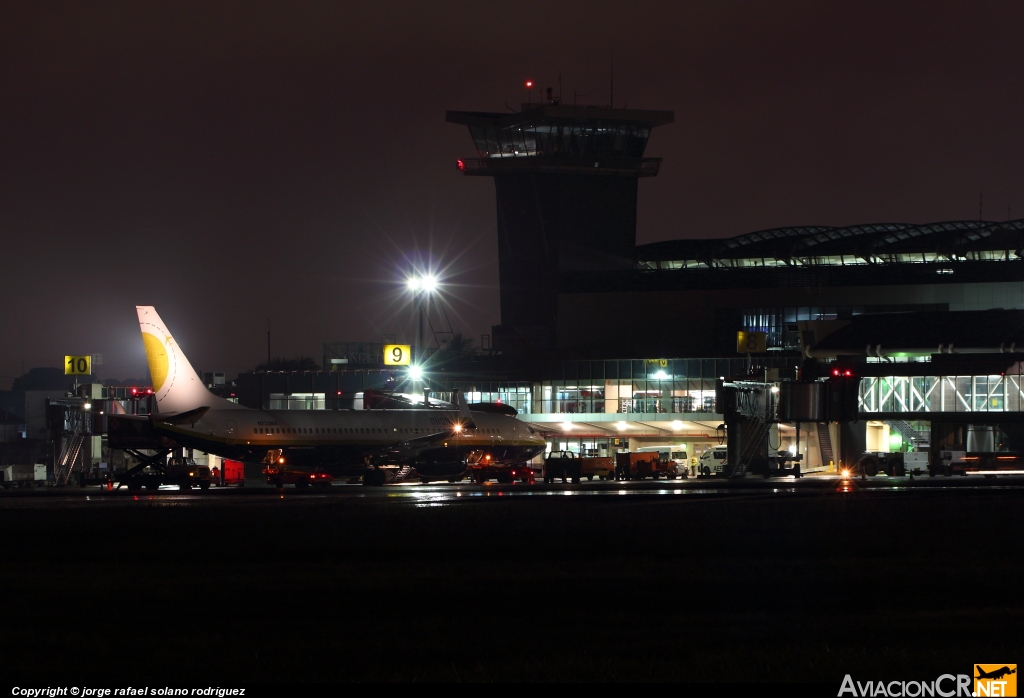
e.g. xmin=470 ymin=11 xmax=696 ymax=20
xmin=406 ymin=274 xmax=437 ymax=364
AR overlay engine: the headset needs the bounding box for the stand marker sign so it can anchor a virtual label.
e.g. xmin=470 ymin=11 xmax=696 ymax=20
xmin=65 ymin=355 xmax=92 ymax=375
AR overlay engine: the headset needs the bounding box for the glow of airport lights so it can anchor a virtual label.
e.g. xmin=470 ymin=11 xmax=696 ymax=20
xmin=561 ymin=421 xmax=575 ymax=431
xmin=408 ymin=366 xmax=423 ymax=381
xmin=407 ymin=275 xmax=438 ymax=293
xmin=671 ymin=420 xmax=683 ymax=431
xmin=653 ymin=371 xmax=669 ymax=380
xmin=616 ymin=421 xmax=629 ymax=431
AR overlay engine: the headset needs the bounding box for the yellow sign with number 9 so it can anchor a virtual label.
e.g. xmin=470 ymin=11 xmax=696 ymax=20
xmin=383 ymin=344 xmax=412 ymax=366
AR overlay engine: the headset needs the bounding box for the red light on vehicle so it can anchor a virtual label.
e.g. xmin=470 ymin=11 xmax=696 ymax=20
xmin=844 ymin=370 xmax=852 ymax=377
xmin=457 ymin=159 xmax=466 ymax=172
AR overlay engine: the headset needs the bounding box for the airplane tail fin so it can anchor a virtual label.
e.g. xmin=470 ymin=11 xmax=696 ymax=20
xmin=136 ymin=306 xmax=237 ymax=413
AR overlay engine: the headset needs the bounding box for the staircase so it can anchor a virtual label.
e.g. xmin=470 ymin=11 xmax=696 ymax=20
xmin=886 ymin=420 xmax=930 ymax=447
xmin=817 ymin=423 xmax=835 ymax=469
xmin=54 ymin=434 xmax=85 ymax=485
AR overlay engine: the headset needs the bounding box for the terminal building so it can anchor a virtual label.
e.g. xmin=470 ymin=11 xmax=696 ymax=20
xmin=17 ymin=98 xmax=1024 ymax=484
xmin=227 ymin=98 xmax=1024 ymax=476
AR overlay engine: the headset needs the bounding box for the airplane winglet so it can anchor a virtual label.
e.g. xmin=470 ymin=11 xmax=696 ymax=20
xmin=457 ymin=392 xmax=477 ymax=431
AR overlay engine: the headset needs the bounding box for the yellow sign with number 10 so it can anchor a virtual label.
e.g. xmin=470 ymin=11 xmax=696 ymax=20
xmin=383 ymin=344 xmax=412 ymax=366
xmin=65 ymin=355 xmax=93 ymax=375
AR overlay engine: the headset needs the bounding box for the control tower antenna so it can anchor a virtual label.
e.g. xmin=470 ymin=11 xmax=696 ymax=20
xmin=610 ymin=55 xmax=614 ymax=108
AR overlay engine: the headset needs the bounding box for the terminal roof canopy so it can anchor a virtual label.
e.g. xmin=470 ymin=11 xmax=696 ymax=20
xmin=447 ymin=105 xmax=674 ymax=161
xmin=638 ymin=220 xmax=1024 ymax=269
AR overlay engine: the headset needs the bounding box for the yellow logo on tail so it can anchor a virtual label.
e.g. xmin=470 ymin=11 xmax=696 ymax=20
xmin=142 ymin=332 xmax=170 ymax=392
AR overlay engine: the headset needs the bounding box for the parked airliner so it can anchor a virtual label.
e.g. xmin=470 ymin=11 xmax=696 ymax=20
xmin=109 ymin=307 xmax=546 ymax=484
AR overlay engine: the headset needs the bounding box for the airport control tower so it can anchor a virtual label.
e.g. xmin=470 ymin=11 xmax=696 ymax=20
xmin=448 ymin=96 xmax=673 ymax=352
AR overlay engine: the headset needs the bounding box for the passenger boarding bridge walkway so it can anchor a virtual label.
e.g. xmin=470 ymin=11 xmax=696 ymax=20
xmin=858 ymin=370 xmax=1024 ymax=422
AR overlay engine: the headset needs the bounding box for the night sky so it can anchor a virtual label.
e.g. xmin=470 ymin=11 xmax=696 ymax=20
xmin=3 ymin=1 xmax=1023 ymax=387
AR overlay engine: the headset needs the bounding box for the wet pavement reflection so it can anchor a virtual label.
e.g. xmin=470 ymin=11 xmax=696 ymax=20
xmin=5 ymin=472 xmax=1024 ymax=509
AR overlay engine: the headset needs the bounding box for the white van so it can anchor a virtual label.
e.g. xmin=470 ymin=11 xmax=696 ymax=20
xmin=634 ymin=446 xmax=689 ymax=478
xmin=697 ymin=447 xmax=727 ymax=476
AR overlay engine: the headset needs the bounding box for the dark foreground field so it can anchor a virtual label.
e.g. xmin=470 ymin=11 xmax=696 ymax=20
xmin=2 ymin=488 xmax=1021 ymax=683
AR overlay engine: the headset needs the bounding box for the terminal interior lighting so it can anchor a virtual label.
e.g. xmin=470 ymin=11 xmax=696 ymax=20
xmin=561 ymin=421 xmax=575 ymax=431
xmin=671 ymin=420 xmax=683 ymax=431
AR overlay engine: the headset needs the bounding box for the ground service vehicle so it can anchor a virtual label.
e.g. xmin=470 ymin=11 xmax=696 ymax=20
xmin=856 ymin=451 xmax=907 ymax=477
xmin=903 ymin=452 xmax=929 ymax=475
xmin=2 ymin=464 xmax=46 ymax=488
xmin=216 ymin=459 xmax=246 ymax=486
xmin=615 ymin=452 xmax=674 ymax=480
xmin=124 ymin=456 xmax=213 ymax=491
xmin=933 ymin=450 xmax=966 ymax=476
xmin=634 ymin=446 xmax=689 ymax=479
xmin=697 ymin=448 xmax=727 ymax=476
xmin=578 ymin=456 xmax=615 ymax=480
xmin=466 ymin=458 xmax=535 ymax=484
xmin=935 ymin=451 xmax=1023 ymax=477
xmin=544 ymin=451 xmax=582 ymax=483
xmin=263 ymin=465 xmax=332 ymax=488
xmin=471 ymin=462 xmax=536 ymax=483
xmin=543 ymin=451 xmax=614 ymax=483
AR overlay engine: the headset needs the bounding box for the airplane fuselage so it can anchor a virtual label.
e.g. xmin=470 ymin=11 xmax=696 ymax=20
xmin=144 ymin=406 xmax=545 ymax=477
